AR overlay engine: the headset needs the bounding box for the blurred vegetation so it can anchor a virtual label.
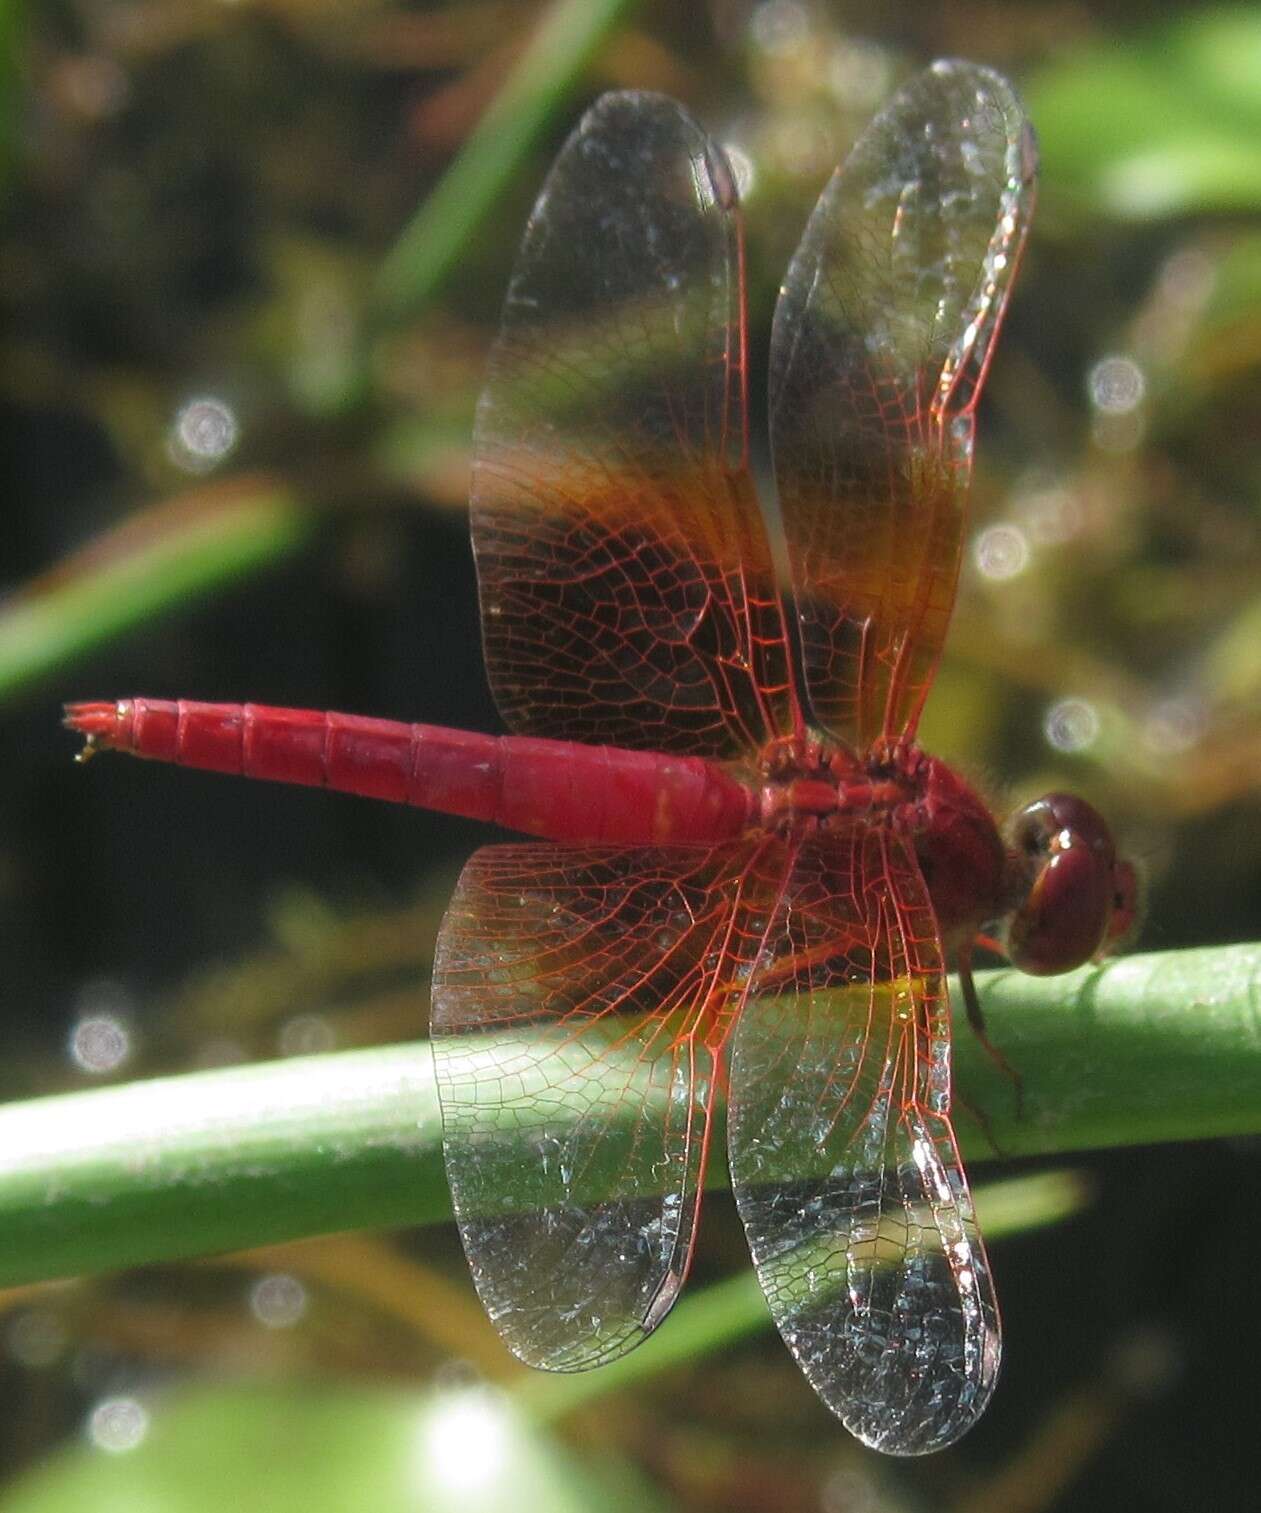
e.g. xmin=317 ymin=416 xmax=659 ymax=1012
xmin=3 ymin=2 xmax=1260 ymax=1510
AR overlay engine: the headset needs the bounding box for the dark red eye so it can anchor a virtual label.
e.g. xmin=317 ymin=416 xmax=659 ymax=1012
xmin=1006 ymin=793 xmax=1127 ymax=976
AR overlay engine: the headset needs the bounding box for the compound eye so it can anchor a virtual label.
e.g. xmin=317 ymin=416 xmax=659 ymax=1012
xmin=1006 ymin=793 xmax=1118 ymax=976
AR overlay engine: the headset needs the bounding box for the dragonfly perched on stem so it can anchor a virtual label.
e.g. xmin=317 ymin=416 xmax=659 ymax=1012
xmin=67 ymin=61 xmax=1135 ymax=1455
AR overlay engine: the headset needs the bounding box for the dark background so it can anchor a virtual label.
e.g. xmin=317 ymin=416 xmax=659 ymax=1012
xmin=2 ymin=2 xmax=1259 ymax=1508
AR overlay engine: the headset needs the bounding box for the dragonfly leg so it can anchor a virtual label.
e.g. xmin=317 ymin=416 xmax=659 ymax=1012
xmin=958 ymin=942 xmax=1024 ymax=1121
xmin=954 ymin=1084 xmax=1008 ymax=1161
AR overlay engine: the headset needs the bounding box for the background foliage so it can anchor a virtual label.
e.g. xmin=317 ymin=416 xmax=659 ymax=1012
xmin=2 ymin=2 xmax=1260 ymax=1508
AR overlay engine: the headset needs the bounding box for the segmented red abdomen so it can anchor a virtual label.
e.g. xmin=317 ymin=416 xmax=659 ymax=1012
xmin=64 ymin=699 xmax=754 ymax=847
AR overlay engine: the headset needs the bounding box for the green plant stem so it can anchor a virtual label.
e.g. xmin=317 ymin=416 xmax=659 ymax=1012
xmin=1 ymin=943 xmax=1257 ymax=1290
xmin=375 ymin=0 xmax=639 ymax=321
xmin=0 ymin=478 xmax=309 ymax=703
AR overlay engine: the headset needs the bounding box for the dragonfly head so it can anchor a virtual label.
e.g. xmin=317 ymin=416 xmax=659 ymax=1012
xmin=1004 ymin=792 xmax=1137 ymax=975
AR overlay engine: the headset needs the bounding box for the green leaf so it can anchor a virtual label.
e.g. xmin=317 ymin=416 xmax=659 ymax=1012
xmin=0 ymin=944 xmax=1256 ymax=1290
xmin=1030 ymin=9 xmax=1261 ymax=219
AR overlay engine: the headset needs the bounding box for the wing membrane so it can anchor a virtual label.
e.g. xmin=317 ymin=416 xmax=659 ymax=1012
xmin=770 ymin=60 xmax=1036 ymax=748
xmin=431 ymin=838 xmax=789 ymax=1370
xmin=472 ymin=91 xmax=797 ymax=758
xmin=728 ymin=826 xmax=999 ymax=1455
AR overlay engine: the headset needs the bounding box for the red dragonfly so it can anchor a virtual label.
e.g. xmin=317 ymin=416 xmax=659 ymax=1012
xmin=68 ymin=62 xmax=1134 ymax=1455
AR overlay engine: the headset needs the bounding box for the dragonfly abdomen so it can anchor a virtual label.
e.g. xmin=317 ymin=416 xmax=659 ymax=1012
xmin=63 ymin=699 xmax=755 ymax=847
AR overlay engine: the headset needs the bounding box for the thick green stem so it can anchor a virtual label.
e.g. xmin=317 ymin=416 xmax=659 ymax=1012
xmin=0 ymin=944 xmax=1256 ymax=1289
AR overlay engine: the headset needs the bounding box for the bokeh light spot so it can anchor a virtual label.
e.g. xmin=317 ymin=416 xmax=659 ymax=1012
xmin=277 ymin=1013 xmax=336 ymax=1057
xmin=1088 ymin=355 xmax=1145 ymax=415
xmin=973 ymin=522 xmax=1030 ymax=580
xmin=749 ymin=0 xmax=809 ymax=57
xmin=1043 ymin=697 xmax=1100 ymax=753
xmin=87 ymin=1396 xmax=149 ymax=1454
xmin=1142 ymin=697 xmax=1204 ymax=755
xmin=419 ymin=1388 xmax=514 ymax=1495
xmin=249 ymin=1272 xmax=309 ymax=1329
xmin=68 ymin=1015 xmax=131 ymax=1074
xmin=169 ymin=395 xmax=239 ymax=473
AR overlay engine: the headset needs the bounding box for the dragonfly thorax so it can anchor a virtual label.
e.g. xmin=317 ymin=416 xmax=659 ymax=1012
xmin=905 ymin=752 xmax=1009 ymax=949
xmin=755 ymin=735 xmax=1009 ymax=950
xmin=756 ymin=734 xmax=908 ymax=831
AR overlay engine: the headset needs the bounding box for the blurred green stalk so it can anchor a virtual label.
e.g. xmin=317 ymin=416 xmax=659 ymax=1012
xmin=376 ymin=0 xmax=640 ymax=321
xmin=0 ymin=480 xmax=309 ymax=703
xmin=0 ymin=943 xmax=1257 ymax=1290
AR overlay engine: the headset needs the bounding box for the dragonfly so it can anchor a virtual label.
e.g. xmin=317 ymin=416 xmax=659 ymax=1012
xmin=67 ymin=61 xmax=1136 ymax=1455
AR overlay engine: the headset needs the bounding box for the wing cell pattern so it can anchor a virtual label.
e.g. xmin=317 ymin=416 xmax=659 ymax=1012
xmin=431 ymin=838 xmax=789 ymax=1370
xmin=729 ymin=826 xmax=999 ymax=1455
xmin=472 ymin=91 xmax=796 ymax=757
xmin=770 ymin=59 xmax=1036 ymax=748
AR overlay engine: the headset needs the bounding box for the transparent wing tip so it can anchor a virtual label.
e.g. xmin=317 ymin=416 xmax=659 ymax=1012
xmin=922 ymin=56 xmax=1034 ymax=153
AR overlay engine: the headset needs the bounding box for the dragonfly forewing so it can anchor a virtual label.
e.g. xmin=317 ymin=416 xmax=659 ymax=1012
xmin=770 ymin=59 xmax=1036 ymax=749
xmin=471 ymin=90 xmax=799 ymax=758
